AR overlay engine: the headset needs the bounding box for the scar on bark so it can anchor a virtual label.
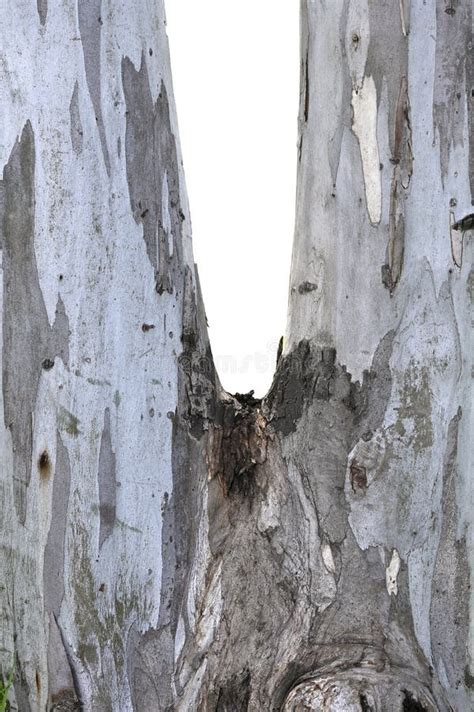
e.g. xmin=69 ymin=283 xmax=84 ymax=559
xmin=207 ymin=392 xmax=268 ymax=496
xmin=350 ymin=459 xmax=367 ymax=492
xmin=38 ymin=450 xmax=51 ymax=479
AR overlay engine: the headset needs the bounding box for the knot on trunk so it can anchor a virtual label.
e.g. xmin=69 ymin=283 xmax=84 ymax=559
xmin=282 ymin=669 xmax=439 ymax=711
xmin=206 ymin=392 xmax=268 ymax=495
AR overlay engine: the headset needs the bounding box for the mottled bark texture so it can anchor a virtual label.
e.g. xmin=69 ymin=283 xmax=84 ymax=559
xmin=0 ymin=1 xmax=471 ymax=711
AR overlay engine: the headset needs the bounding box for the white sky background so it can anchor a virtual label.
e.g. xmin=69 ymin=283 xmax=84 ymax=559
xmin=166 ymin=2 xmax=300 ymax=397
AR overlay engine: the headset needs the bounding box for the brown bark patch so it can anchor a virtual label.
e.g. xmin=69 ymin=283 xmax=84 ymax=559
xmin=207 ymin=393 xmax=268 ymax=496
xmin=350 ymin=459 xmax=367 ymax=492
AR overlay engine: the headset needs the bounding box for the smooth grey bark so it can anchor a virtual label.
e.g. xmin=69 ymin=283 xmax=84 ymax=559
xmin=0 ymin=1 xmax=472 ymax=711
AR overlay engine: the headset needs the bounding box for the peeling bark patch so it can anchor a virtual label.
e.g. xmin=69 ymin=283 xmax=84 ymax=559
xmin=350 ymin=330 xmax=395 ymax=434
xmin=48 ymin=616 xmax=82 ymax=709
xmin=69 ymin=81 xmax=84 ymax=156
xmin=386 ymin=549 xmax=401 ymax=596
xmin=43 ymin=433 xmax=71 ymax=614
xmin=1 ymin=123 xmax=70 ymax=523
xmin=449 ymin=211 xmax=464 ymax=267
xmin=467 ymin=16 xmax=474 ymax=199
xmin=366 ymin=1 xmax=408 ymax=155
xmin=399 ymin=0 xmax=410 ymax=36
xmin=98 ymin=408 xmax=116 ymax=549
xmin=349 ymin=459 xmax=367 ymax=492
xmin=434 ymin=0 xmax=471 ymax=183
xmin=122 ymin=55 xmax=183 ymax=295
xmin=351 ymin=77 xmax=382 ymax=224
xmin=37 ymin=0 xmax=47 ymax=25
xmin=78 ymin=0 xmax=110 ymax=174
xmin=396 ymin=366 xmax=433 ymax=453
xmin=264 ymin=342 xmax=353 ymax=436
xmin=430 ymin=409 xmax=470 ymax=709
xmin=383 ymin=77 xmax=412 ymax=293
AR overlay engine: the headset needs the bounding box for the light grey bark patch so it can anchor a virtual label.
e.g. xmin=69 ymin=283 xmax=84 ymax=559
xmin=98 ymin=408 xmax=116 ymax=550
xmin=328 ymin=4 xmax=352 ymax=184
xmin=467 ymin=15 xmax=474 ymax=201
xmin=1 ymin=122 xmax=70 ymax=524
xmin=129 ymin=303 xmax=213 ymax=710
xmin=128 ymin=489 xmax=177 ymax=709
xmin=434 ymin=0 xmax=471 ymax=184
xmin=128 ymin=625 xmax=172 ymax=712
xmin=0 ymin=183 xmax=4 ymax=248
xmin=122 ymin=55 xmax=184 ymax=295
xmin=430 ymin=408 xmax=471 ymax=712
xmin=43 ymin=432 xmax=71 ymax=614
xmin=69 ymin=81 xmax=84 ymax=156
xmin=365 ymin=1 xmax=409 ymax=158
xmin=78 ymin=0 xmax=110 ymax=175
xmin=127 ymin=483 xmax=190 ymax=708
xmin=37 ymin=0 xmax=47 ymax=25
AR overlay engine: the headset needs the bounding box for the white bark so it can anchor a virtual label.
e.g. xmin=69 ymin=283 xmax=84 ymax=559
xmin=0 ymin=1 xmax=194 ymax=709
xmin=0 ymin=1 xmax=472 ymax=711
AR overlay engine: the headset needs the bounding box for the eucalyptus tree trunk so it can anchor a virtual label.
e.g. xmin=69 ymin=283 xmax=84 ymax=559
xmin=0 ymin=1 xmax=472 ymax=711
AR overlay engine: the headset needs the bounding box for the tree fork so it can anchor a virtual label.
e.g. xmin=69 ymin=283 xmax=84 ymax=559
xmin=0 ymin=1 xmax=471 ymax=711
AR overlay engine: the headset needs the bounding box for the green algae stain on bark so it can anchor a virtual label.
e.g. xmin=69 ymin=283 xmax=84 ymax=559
xmin=98 ymin=407 xmax=117 ymax=550
xmin=396 ymin=366 xmax=433 ymax=454
xmin=70 ymin=523 xmax=138 ymax=709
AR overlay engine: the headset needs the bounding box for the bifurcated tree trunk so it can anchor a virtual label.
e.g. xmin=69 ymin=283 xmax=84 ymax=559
xmin=0 ymin=1 xmax=472 ymax=710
